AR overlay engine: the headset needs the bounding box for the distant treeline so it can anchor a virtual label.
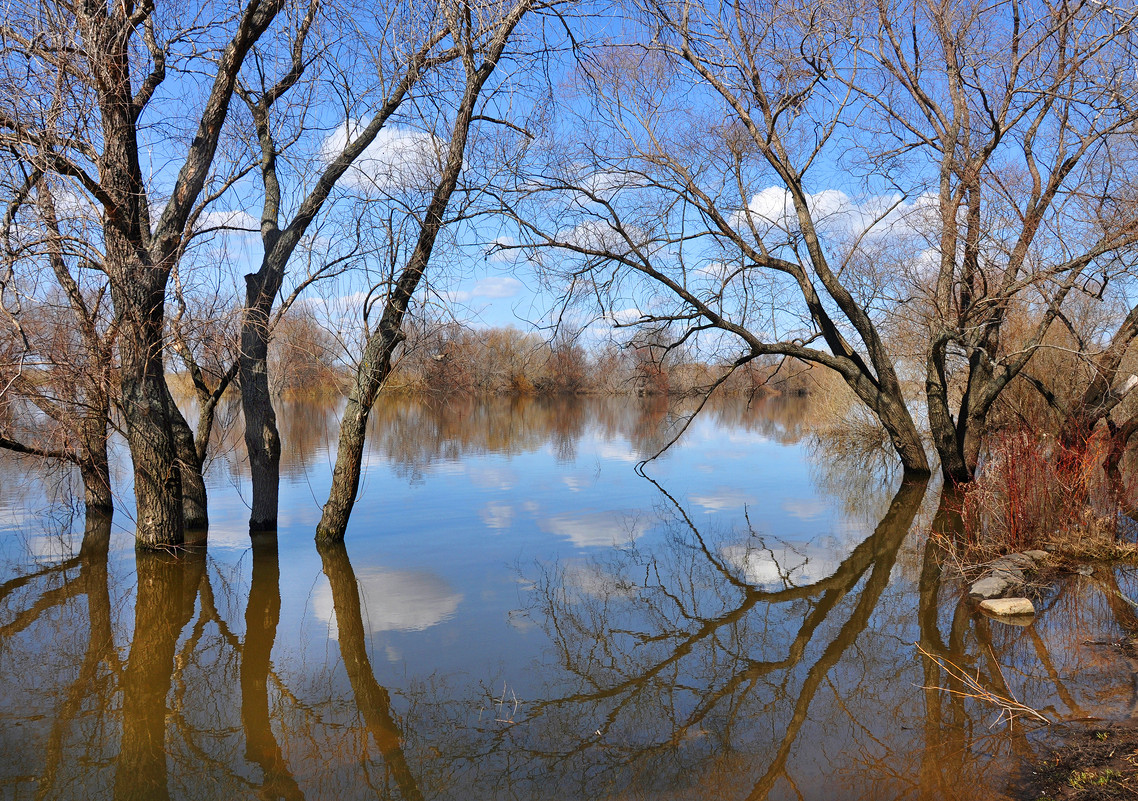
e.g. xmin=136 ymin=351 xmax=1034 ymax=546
xmin=268 ymin=315 xmax=825 ymax=399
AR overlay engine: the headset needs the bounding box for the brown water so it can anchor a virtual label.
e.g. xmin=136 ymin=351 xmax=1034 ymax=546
xmin=0 ymin=394 xmax=1136 ymax=800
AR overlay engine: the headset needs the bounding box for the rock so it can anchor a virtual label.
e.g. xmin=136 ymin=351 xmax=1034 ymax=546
xmin=999 ymin=553 xmax=1038 ymax=571
xmin=979 ymin=597 xmax=1035 ymax=617
xmin=970 ymin=574 xmax=1014 ymax=599
xmin=968 ymin=549 xmax=1053 ymax=599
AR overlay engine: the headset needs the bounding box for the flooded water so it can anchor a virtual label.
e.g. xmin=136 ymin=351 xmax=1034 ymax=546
xmin=2 ymin=394 xmax=1138 ymax=800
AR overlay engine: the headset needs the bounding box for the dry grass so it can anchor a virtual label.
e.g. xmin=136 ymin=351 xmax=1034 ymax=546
xmin=960 ymin=428 xmax=1121 ymax=557
xmin=916 ymin=642 xmax=1049 ymax=727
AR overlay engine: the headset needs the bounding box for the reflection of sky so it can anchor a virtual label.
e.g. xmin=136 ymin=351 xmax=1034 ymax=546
xmin=0 ymin=396 xmax=851 ymax=689
xmin=263 ymin=398 xmax=849 ymax=676
xmin=721 ymin=541 xmax=842 ymax=588
xmin=539 ymin=510 xmax=647 ymax=548
xmin=690 ymin=487 xmax=757 ymax=514
xmin=312 ymin=567 xmax=463 ymax=637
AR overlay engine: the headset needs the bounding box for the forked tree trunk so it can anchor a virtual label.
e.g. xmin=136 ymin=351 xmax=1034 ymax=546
xmin=76 ymin=0 xmax=284 ymax=548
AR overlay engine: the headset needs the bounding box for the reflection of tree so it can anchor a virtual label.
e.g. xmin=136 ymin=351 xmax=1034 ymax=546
xmin=511 ymin=477 xmax=928 ymax=798
xmin=220 ymin=393 xmax=846 ymax=486
xmin=115 ymin=548 xmax=206 ymax=800
xmin=318 ymin=541 xmax=423 ymax=801
xmin=29 ymin=513 xmax=119 ymax=800
xmin=242 ymin=535 xmax=303 ymax=800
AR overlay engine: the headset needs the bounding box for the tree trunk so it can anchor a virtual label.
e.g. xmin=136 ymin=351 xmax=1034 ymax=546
xmin=78 ymin=414 xmax=114 ymax=515
xmin=926 ymin=344 xmax=976 ymax=485
xmin=167 ymin=391 xmax=209 ymax=537
xmin=856 ymin=377 xmax=931 ymax=476
xmin=114 ymin=304 xmax=185 ymax=548
xmin=316 ymin=329 xmax=400 ymax=541
xmin=240 ymin=270 xmax=283 ymax=533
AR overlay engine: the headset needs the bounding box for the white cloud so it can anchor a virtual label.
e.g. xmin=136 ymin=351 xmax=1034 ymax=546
xmin=445 ymin=276 xmax=524 ymax=304
xmin=193 ymin=209 xmax=259 ymax=234
xmin=313 ymin=567 xmax=463 ymax=636
xmin=560 ymin=219 xmax=634 ymax=252
xmin=321 ymin=122 xmax=440 ymax=192
xmin=609 ymin=307 xmax=643 ymax=325
xmin=735 ymin=188 xmax=938 ymax=242
xmin=487 ymin=236 xmax=519 ymax=263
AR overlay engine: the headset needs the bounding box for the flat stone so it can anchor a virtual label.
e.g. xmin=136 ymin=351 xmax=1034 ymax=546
xmin=979 ymin=597 xmax=1035 ymax=617
xmin=970 ymin=574 xmax=1013 ymax=599
xmin=1022 ymin=550 xmax=1051 ymax=562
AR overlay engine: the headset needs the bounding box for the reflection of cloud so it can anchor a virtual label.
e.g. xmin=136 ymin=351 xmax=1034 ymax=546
xmin=507 ymin=608 xmax=536 ymax=632
xmin=562 ymin=475 xmax=587 ymax=492
xmin=563 ymin=560 xmax=638 ymax=599
xmin=539 ymin=510 xmax=646 ymax=548
xmin=468 ymin=465 xmax=516 ymax=491
xmin=481 ymin=501 xmax=514 ymax=530
xmin=690 ymin=488 xmax=756 ymax=513
xmin=595 ymin=442 xmax=639 ymax=463
xmin=23 ymin=533 xmax=75 ymax=562
xmin=721 ymin=541 xmax=840 ymax=587
xmin=313 ymin=568 xmax=463 ymax=637
xmin=781 ymin=498 xmax=829 ymax=521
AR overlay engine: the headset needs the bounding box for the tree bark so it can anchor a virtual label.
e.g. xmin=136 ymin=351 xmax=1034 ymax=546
xmin=240 ymin=270 xmax=283 ymax=533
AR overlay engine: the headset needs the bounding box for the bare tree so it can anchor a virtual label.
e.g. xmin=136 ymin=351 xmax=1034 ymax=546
xmin=315 ymin=0 xmax=548 ymax=540
xmin=862 ymin=0 xmax=1138 ymax=482
xmin=232 ymin=0 xmax=463 ymax=533
xmin=0 ymin=172 xmax=116 ymax=515
xmin=507 ymin=0 xmax=933 ymax=474
xmin=0 ymin=0 xmax=291 ymax=547
xmin=508 ymin=0 xmax=1138 ymax=484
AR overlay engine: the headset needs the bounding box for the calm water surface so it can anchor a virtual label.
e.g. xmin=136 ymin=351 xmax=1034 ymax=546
xmin=1 ymin=395 xmax=1137 ymax=800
